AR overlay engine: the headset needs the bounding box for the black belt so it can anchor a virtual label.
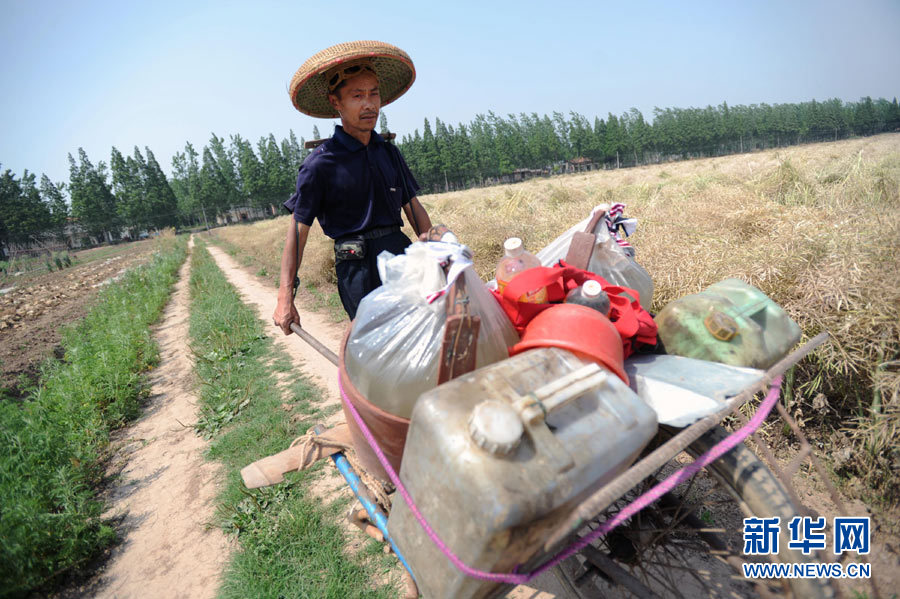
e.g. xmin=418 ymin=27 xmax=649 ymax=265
xmin=338 ymin=225 xmax=401 ymax=242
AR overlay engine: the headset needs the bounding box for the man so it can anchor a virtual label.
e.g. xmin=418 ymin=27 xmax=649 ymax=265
xmin=273 ymin=41 xmax=431 ymax=333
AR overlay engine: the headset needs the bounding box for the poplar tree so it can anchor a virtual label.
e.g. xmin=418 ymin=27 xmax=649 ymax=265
xmin=171 ymin=142 xmax=204 ymax=225
xmin=0 ymin=169 xmax=53 ymax=252
xmin=231 ymin=134 xmax=265 ymax=208
xmin=68 ymin=149 xmax=118 ymax=242
xmin=199 ymin=147 xmax=228 ymax=214
xmin=209 ymin=134 xmax=242 ymax=208
xmin=110 ymin=146 xmax=145 ymax=237
xmin=39 ymin=175 xmax=69 ymax=241
xmin=144 ymin=148 xmax=178 ymax=230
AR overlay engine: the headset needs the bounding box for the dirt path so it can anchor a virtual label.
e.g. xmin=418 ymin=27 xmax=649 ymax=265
xmin=205 ymin=245 xmax=346 ymax=423
xmin=72 ymin=238 xmax=232 ymax=599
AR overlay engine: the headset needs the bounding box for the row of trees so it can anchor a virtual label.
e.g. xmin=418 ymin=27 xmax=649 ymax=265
xmin=2 ymin=96 xmax=897 ymax=256
xmin=0 ymin=169 xmax=69 ymax=254
xmin=169 ymin=128 xmax=316 ymax=227
xmin=1 ymin=128 xmax=313 ymax=257
xmin=397 ymin=96 xmax=900 ymax=191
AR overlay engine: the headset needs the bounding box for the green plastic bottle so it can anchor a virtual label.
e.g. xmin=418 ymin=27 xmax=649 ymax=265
xmin=655 ymin=278 xmax=801 ymax=369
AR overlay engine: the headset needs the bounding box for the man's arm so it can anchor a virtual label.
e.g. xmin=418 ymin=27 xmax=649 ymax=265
xmin=402 ymin=196 xmax=432 ymax=240
xmin=273 ymin=219 xmax=311 ymax=335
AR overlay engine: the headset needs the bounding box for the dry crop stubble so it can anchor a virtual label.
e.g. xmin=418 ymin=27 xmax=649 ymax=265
xmin=212 ymin=134 xmax=899 ymax=506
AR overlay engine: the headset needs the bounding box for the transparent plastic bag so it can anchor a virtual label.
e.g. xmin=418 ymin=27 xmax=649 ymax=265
xmin=588 ymin=225 xmax=654 ymax=308
xmin=345 ymin=242 xmax=520 ymax=419
xmin=535 ymin=205 xmax=654 ymax=309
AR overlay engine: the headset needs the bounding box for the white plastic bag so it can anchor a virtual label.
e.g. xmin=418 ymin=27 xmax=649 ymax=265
xmin=535 ymin=205 xmax=654 ymax=309
xmin=345 ymin=242 xmax=519 ymax=419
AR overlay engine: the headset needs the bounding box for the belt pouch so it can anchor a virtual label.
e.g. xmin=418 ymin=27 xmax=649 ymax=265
xmin=334 ymin=236 xmax=366 ymax=262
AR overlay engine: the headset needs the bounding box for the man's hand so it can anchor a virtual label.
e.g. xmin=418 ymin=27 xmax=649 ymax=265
xmin=273 ymin=293 xmax=301 ymax=336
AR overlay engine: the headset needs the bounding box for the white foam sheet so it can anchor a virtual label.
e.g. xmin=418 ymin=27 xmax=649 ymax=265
xmin=625 ymin=354 xmax=766 ymax=427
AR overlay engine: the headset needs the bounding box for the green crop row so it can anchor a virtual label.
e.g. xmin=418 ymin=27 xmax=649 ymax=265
xmin=0 ymin=237 xmax=187 ymax=597
xmin=187 ymin=241 xmax=396 ymax=599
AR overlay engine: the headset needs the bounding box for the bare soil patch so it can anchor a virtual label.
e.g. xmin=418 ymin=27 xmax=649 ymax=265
xmin=0 ymin=240 xmax=159 ymax=393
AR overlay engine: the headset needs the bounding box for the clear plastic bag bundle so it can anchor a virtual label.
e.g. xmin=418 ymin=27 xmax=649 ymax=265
xmin=535 ymin=205 xmax=654 ymax=309
xmin=345 ymin=242 xmax=520 ymax=419
xmin=587 ymin=225 xmax=654 ymax=308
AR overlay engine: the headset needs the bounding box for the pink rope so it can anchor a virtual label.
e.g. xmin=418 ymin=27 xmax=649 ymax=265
xmin=339 ymin=373 xmax=783 ymax=585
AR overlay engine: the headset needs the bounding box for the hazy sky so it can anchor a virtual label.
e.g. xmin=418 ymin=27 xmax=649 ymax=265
xmin=2 ymin=0 xmax=898 ymax=186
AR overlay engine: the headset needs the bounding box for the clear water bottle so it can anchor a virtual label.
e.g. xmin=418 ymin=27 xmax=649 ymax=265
xmin=565 ymin=279 xmax=611 ymax=316
xmin=496 ymin=238 xmax=547 ymax=304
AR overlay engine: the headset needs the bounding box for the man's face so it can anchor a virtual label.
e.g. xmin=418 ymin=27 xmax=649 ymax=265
xmin=328 ymin=72 xmax=381 ymax=134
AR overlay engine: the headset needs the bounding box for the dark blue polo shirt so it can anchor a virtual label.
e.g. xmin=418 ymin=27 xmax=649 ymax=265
xmin=283 ymin=125 xmax=420 ymax=240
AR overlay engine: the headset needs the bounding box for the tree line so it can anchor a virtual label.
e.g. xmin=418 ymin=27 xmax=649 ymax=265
xmin=2 ymin=96 xmax=898 ymax=258
xmin=397 ymin=96 xmax=900 ymax=192
xmin=0 ymin=128 xmax=314 ymax=259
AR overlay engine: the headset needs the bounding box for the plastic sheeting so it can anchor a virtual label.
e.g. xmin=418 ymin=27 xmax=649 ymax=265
xmin=345 ymin=242 xmax=520 ymax=420
xmin=534 ymin=206 xmax=655 ymax=309
xmin=624 ymin=354 xmax=766 ymax=427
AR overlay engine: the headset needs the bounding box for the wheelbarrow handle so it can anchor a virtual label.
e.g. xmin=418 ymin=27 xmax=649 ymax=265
xmin=290 ymin=322 xmax=339 ymax=366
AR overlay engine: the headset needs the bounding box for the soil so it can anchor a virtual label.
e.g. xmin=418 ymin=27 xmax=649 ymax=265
xmin=0 ymin=241 xmax=158 ymax=394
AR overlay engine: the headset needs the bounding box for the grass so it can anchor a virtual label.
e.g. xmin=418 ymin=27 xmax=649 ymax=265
xmin=0 ymin=233 xmax=188 ymax=597
xmin=213 ymin=133 xmax=900 ymax=508
xmin=187 ymin=241 xmax=398 ymax=598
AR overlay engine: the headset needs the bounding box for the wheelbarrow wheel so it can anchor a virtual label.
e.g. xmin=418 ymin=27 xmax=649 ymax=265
xmin=580 ymin=425 xmax=836 ymax=599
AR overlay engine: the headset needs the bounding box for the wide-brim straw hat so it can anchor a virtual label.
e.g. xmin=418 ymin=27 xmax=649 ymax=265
xmin=289 ymin=40 xmax=416 ymax=118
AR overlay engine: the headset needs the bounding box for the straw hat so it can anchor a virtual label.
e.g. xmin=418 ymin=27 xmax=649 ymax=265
xmin=289 ymin=40 xmax=416 ymax=118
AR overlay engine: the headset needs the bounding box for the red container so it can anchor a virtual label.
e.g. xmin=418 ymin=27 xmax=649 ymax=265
xmin=509 ymin=303 xmax=628 ymax=385
xmin=339 ymin=328 xmax=409 ymax=483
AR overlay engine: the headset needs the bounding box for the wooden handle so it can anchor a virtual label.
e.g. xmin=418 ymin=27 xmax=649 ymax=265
xmin=583 ymin=207 xmax=607 ymax=234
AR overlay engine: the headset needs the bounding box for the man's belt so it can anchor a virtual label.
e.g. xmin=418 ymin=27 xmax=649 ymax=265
xmin=357 ymin=225 xmax=402 ymax=240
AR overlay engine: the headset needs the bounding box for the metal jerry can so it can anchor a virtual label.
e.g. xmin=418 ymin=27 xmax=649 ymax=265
xmin=387 ymin=347 xmax=658 ymax=599
xmin=655 ymin=278 xmax=802 ymax=369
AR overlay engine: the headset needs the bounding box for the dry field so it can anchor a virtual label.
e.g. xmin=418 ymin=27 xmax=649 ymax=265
xmin=213 ymin=133 xmax=900 ymax=508
xmin=0 ymin=240 xmax=160 ymax=393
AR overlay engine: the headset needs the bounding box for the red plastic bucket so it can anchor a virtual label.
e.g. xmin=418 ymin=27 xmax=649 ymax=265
xmin=509 ymin=303 xmax=629 ymax=384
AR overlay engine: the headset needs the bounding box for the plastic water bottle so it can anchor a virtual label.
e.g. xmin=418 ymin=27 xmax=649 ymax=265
xmin=496 ymin=238 xmax=548 ymax=304
xmin=565 ymin=279 xmax=611 ymax=316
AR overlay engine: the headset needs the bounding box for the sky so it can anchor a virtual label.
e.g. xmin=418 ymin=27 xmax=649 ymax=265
xmin=1 ymin=0 xmax=898 ymax=186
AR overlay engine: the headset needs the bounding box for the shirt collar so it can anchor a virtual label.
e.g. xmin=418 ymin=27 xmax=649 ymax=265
xmin=333 ymin=125 xmax=384 ymax=152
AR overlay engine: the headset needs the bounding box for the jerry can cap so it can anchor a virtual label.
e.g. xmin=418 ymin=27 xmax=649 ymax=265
xmin=704 ymin=310 xmax=739 ymax=341
xmin=468 ymin=400 xmax=524 ymax=456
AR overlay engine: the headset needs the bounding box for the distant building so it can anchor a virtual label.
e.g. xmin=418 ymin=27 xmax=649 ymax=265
xmin=567 ymin=157 xmax=595 ymax=173
xmin=216 ymin=205 xmax=271 ymax=226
